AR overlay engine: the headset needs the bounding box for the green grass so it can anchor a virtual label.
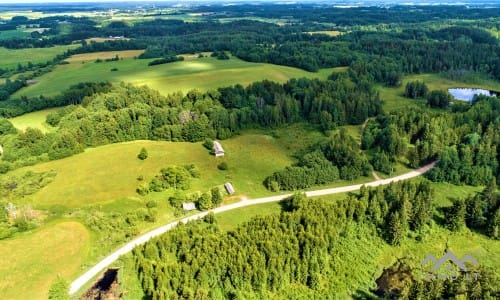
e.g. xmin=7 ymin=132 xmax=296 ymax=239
xmin=0 ymin=29 xmax=30 ymax=41
xmin=216 ymin=201 xmax=282 ymax=231
xmin=13 ymin=134 xmax=292 ymax=208
xmin=0 ymin=45 xmax=77 ymax=70
xmin=8 ymin=107 xmax=58 ymax=133
xmin=0 ymin=222 xmax=90 ymax=300
xmin=379 ymin=73 xmax=500 ymax=112
xmin=15 ymin=54 xmax=338 ymax=98
xmin=430 ymin=182 xmax=483 ymax=207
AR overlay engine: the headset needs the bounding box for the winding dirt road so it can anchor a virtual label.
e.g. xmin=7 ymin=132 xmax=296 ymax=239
xmin=69 ymin=162 xmax=435 ymax=295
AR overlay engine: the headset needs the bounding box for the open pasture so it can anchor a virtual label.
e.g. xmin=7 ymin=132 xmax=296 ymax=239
xmin=0 ymin=45 xmax=77 ymax=69
xmin=15 ymin=54 xmax=337 ymax=98
xmin=16 ymin=134 xmax=292 ymax=208
xmin=8 ymin=107 xmax=58 ymax=133
xmin=0 ymin=222 xmax=89 ymax=300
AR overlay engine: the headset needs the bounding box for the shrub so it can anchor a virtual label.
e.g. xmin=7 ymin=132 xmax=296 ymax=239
xmin=217 ymin=162 xmax=228 ymax=170
xmin=137 ymin=147 xmax=148 ymax=160
xmin=136 ymin=184 xmax=149 ymax=195
xmin=146 ymin=200 xmax=157 ymax=208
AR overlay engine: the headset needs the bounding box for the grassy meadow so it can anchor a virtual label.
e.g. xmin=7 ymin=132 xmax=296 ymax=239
xmin=14 ymin=135 xmax=292 ymax=208
xmin=0 ymin=45 xmax=77 ymax=70
xmin=0 ymin=222 xmax=89 ymax=300
xmin=8 ymin=107 xmax=58 ymax=133
xmin=15 ymin=53 xmax=337 ymax=98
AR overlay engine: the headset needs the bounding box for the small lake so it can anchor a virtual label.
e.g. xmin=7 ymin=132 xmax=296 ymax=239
xmin=448 ymin=88 xmax=499 ymax=102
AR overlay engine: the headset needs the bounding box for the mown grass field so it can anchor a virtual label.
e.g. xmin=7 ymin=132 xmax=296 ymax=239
xmin=0 ymin=45 xmax=77 ymax=70
xmin=15 ymin=53 xmax=337 ymax=98
xmin=380 ymin=73 xmax=500 ymax=112
xmin=14 ymin=135 xmax=292 ymax=208
xmin=0 ymin=222 xmax=89 ymax=300
xmin=8 ymin=107 xmax=58 ymax=133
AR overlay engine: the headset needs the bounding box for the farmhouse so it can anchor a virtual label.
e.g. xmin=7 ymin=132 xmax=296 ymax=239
xmin=182 ymin=202 xmax=196 ymax=211
xmin=224 ymin=182 xmax=235 ymax=195
xmin=213 ymin=141 xmax=225 ymax=157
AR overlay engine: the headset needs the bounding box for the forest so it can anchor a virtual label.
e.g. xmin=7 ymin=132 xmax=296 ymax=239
xmin=0 ymin=3 xmax=498 ymax=299
xmin=0 ymin=71 xmax=382 ymax=171
xmin=133 ymin=182 xmax=498 ymax=299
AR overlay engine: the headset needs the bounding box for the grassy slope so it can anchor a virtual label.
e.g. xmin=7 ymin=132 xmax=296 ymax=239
xmin=14 ymin=135 xmax=292 ymax=208
xmin=0 ymin=45 xmax=77 ymax=69
xmin=8 ymin=107 xmax=58 ymax=133
xmin=15 ymin=54 xmax=337 ymax=98
xmin=0 ymin=222 xmax=89 ymax=300
xmin=380 ymin=73 xmax=500 ymax=112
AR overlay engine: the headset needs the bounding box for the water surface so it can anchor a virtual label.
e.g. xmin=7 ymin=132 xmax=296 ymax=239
xmin=448 ymin=88 xmax=498 ymax=102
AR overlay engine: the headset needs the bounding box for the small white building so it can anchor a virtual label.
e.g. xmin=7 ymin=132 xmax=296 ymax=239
xmin=213 ymin=141 xmax=225 ymax=157
xmin=182 ymin=202 xmax=196 ymax=211
xmin=224 ymin=182 xmax=235 ymax=195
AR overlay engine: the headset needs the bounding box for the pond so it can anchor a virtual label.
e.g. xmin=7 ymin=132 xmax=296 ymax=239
xmin=448 ymin=88 xmax=499 ymax=102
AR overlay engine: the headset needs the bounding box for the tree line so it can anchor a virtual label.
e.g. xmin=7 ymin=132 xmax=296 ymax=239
xmin=265 ymin=130 xmax=372 ymax=190
xmin=0 ymin=73 xmax=381 ymax=171
xmin=133 ymin=180 xmax=498 ymax=299
xmin=362 ymin=95 xmax=499 ymax=186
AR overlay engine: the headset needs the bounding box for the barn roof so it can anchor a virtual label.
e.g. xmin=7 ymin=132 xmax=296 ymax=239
xmin=224 ymin=182 xmax=235 ymax=195
xmin=182 ymin=202 xmax=196 ymax=211
xmin=213 ymin=141 xmax=224 ymax=153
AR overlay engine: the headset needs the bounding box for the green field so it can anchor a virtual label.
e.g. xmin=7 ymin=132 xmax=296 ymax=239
xmin=0 ymin=45 xmax=78 ymax=70
xmin=0 ymin=222 xmax=89 ymax=300
xmin=8 ymin=107 xmax=58 ymax=133
xmin=0 ymin=29 xmax=30 ymax=41
xmin=379 ymin=73 xmax=500 ymax=112
xmin=15 ymin=54 xmax=338 ymax=98
xmin=15 ymin=135 xmax=292 ymax=208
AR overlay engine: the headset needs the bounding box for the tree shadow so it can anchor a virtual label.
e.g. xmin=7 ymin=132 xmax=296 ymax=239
xmin=352 ymin=289 xmax=379 ymax=300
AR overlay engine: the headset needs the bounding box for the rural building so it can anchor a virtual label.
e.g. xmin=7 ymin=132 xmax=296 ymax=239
xmin=182 ymin=202 xmax=196 ymax=211
xmin=224 ymin=182 xmax=235 ymax=195
xmin=213 ymin=141 xmax=225 ymax=157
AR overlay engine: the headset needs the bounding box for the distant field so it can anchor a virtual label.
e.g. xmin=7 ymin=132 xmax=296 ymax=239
xmin=85 ymin=37 xmax=131 ymax=43
xmin=306 ymin=30 xmax=343 ymax=36
xmin=0 ymin=29 xmax=30 ymax=41
xmin=64 ymin=50 xmax=144 ymax=62
xmin=0 ymin=45 xmax=77 ymax=69
xmin=380 ymin=73 xmax=500 ymax=112
xmin=16 ymin=135 xmax=292 ymax=208
xmin=8 ymin=107 xmax=58 ymax=133
xmin=15 ymin=54 xmax=338 ymax=98
xmin=0 ymin=222 xmax=89 ymax=300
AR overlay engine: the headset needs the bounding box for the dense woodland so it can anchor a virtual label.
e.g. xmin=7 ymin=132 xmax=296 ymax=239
xmin=133 ymin=182 xmax=498 ymax=299
xmin=362 ymin=95 xmax=499 ymax=186
xmin=0 ymin=71 xmax=382 ymax=171
xmin=0 ymin=4 xmax=498 ymax=298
